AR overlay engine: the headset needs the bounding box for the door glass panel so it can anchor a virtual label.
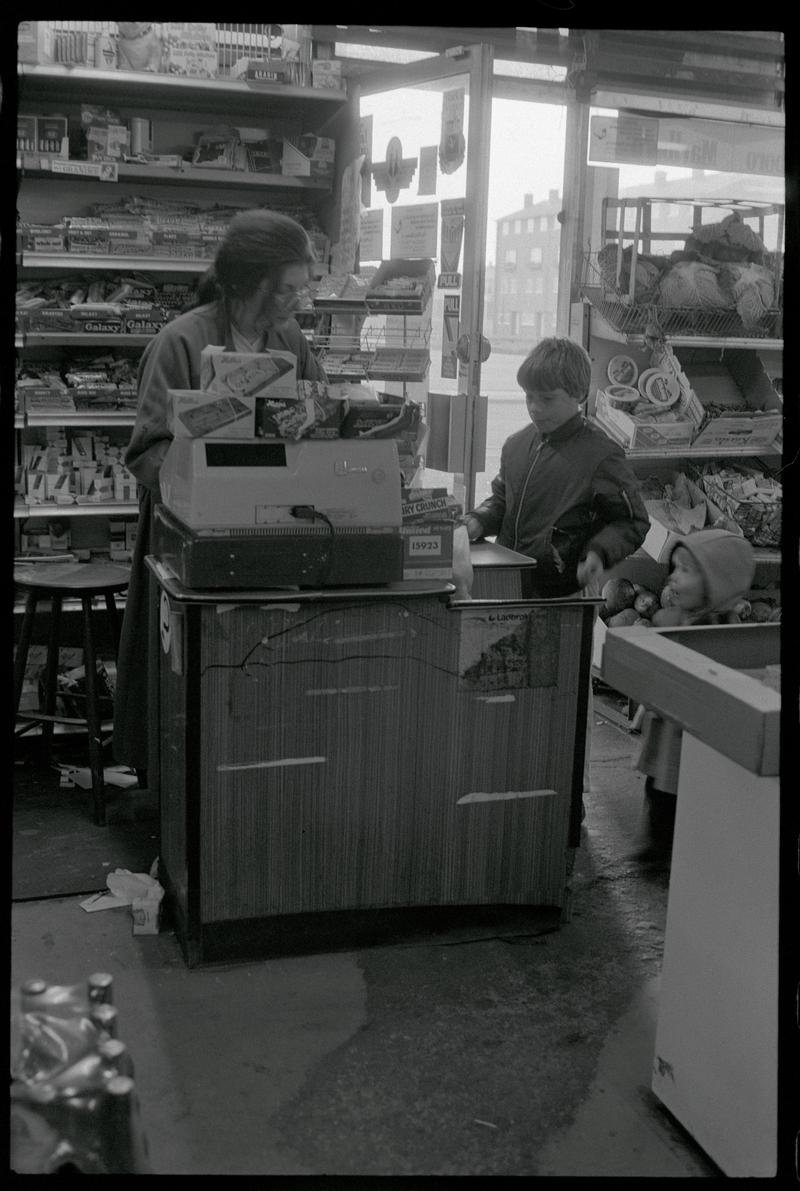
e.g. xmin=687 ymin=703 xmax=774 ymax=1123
xmin=477 ymin=98 xmax=568 ymax=506
xmin=358 ymin=75 xmax=474 ymax=497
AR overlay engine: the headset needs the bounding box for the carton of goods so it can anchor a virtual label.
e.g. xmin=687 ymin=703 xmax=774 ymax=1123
xmin=683 ymin=351 xmax=782 ymax=452
xmin=21 ymin=223 xmax=68 ymax=253
xmin=401 ymin=487 xmax=462 ymax=523
xmin=231 ymin=58 xmax=288 ymax=84
xmin=342 ymin=397 xmax=422 ymax=442
xmin=200 ymin=347 xmax=298 ymax=399
xmin=66 ymin=217 xmax=110 ymax=253
xmin=400 ymin=521 xmax=454 ymax=580
xmin=123 ymin=310 xmax=168 ymax=335
xmin=281 ymin=135 xmax=336 ymax=178
xmin=594 ymin=389 xmax=695 ymax=450
xmin=18 ymin=379 xmax=76 ymax=413
xmin=699 ymin=465 xmax=781 ymax=548
xmin=311 ymin=59 xmax=343 ymax=90
xmin=26 ymin=306 xmax=76 ymax=332
xmin=256 ymin=381 xmax=347 ymax=441
xmin=366 ymin=259 xmax=435 ymax=314
xmin=168 ymin=389 xmax=255 ymax=439
xmin=641 ymin=500 xmax=709 ymax=563
xmin=162 ymin=22 xmax=218 ymax=79
xmin=17 ymin=21 xmax=54 ymax=64
xmin=106 ymin=221 xmax=155 ymax=255
xmin=35 ymin=115 xmax=69 ymax=155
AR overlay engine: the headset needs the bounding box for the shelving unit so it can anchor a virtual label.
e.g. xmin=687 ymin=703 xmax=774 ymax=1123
xmin=15 ymin=58 xmax=354 ymax=582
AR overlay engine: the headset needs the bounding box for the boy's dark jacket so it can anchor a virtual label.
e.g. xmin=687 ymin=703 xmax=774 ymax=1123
xmin=469 ymin=412 xmax=649 ymax=596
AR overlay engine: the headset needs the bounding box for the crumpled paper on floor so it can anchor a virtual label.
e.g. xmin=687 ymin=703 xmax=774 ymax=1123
xmin=80 ymin=862 xmax=164 ymax=934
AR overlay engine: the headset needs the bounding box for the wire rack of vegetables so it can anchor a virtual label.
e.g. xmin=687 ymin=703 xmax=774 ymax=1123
xmin=580 ymin=197 xmax=784 ymax=340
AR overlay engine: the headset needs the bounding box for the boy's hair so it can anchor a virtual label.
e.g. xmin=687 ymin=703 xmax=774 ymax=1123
xmin=516 ymin=337 xmax=592 ymax=403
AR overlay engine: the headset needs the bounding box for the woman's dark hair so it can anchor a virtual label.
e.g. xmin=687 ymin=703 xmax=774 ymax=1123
xmin=213 ymin=209 xmax=316 ymax=303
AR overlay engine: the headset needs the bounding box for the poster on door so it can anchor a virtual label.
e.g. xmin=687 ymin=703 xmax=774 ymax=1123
xmin=438 ymin=197 xmax=464 ymax=287
xmin=359 ymin=209 xmax=384 ymax=264
xmin=359 ymin=114 xmax=373 ymax=207
xmin=439 ymin=87 xmax=466 ymax=174
xmin=441 ymin=294 xmax=460 ymax=379
xmin=418 ymin=145 xmax=438 ymax=195
xmin=389 ymin=203 xmax=438 ymax=259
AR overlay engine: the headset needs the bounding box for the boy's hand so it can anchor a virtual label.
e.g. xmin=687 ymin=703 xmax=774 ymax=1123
xmin=576 ymin=550 xmax=604 ymax=589
xmin=462 ymin=515 xmax=484 ymax=542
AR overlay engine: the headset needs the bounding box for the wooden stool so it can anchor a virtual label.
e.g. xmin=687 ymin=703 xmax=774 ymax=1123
xmin=13 ymin=561 xmax=131 ymax=826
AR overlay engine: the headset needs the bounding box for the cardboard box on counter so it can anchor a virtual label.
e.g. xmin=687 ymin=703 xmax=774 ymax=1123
xmin=168 ymin=389 xmax=256 ymax=438
xmin=200 ymin=347 xmax=298 ymax=399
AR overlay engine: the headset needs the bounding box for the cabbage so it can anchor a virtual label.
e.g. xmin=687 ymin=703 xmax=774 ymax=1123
xmin=657 ymin=261 xmax=733 ymax=309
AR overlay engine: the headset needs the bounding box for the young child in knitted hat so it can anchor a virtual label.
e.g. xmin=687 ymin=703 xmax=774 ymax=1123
xmin=634 ymin=528 xmax=756 ymax=862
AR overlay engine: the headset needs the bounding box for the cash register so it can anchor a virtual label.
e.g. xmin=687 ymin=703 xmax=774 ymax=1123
xmin=153 ymin=436 xmax=404 ymax=589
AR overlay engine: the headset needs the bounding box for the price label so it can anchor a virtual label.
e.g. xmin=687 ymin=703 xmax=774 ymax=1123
xmin=408 ymin=535 xmax=442 ymax=556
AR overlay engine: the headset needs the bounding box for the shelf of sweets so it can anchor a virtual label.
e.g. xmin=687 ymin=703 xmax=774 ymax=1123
xmin=18 ymin=332 xmax=153 ymax=348
xmin=16 ymin=158 xmax=332 ymax=192
xmin=18 ymin=64 xmax=347 ymax=117
xmin=19 ymin=253 xmax=212 ymax=273
xmin=22 ymin=411 xmax=137 ymax=427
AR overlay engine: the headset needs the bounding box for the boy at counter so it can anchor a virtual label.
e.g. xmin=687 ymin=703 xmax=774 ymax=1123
xmin=462 ymin=336 xmax=650 ymax=814
xmin=633 ymin=527 xmax=756 ymax=862
xmin=462 ymin=337 xmax=649 ymax=598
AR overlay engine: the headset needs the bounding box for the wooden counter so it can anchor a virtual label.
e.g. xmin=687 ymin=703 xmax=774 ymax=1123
xmin=602 ymin=622 xmax=782 ymax=1178
xmin=147 ymin=557 xmax=595 ymax=965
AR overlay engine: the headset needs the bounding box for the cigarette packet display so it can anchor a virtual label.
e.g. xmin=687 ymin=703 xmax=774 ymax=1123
xmin=200 ymin=347 xmax=298 ymax=399
xmin=168 ymin=389 xmax=255 ymax=438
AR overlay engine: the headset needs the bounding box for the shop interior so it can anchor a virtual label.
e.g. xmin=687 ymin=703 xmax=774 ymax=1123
xmin=11 ymin=23 xmax=791 ymax=1178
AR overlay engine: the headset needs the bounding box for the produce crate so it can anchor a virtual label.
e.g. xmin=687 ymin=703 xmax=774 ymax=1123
xmin=580 ymin=196 xmax=784 ymax=340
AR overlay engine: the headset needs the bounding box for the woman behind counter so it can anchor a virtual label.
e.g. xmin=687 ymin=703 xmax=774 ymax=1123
xmin=113 ymin=208 xmax=327 ymax=777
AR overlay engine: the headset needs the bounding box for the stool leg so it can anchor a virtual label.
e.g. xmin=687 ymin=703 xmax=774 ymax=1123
xmin=14 ymin=592 xmax=38 ymax=715
xmin=40 ymin=594 xmax=63 ymax=765
xmin=104 ymin=591 xmax=121 ymax=658
xmin=82 ymin=596 xmax=106 ymax=826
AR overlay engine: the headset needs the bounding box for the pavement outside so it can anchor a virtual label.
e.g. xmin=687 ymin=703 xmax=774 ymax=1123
xmin=10 ymin=715 xmax=722 ymax=1177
